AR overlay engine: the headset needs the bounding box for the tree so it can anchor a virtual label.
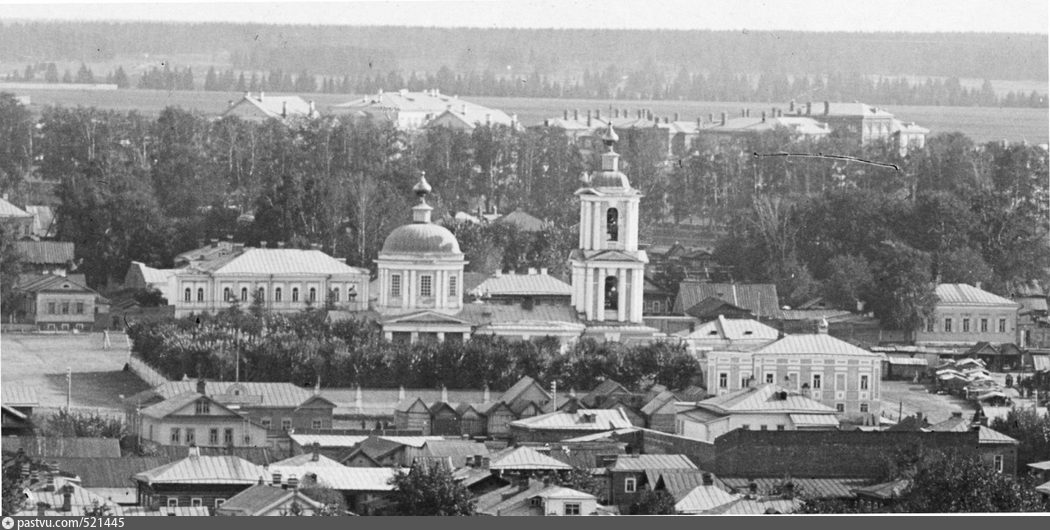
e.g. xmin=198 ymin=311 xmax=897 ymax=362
xmin=0 ymin=92 xmax=35 ymax=187
xmin=628 ymin=489 xmax=676 ymax=515
xmin=0 ymin=226 xmax=26 ymax=318
xmin=823 ymin=254 xmax=874 ymax=311
xmin=3 ymin=451 xmax=36 ymax=515
xmin=936 ymin=247 xmax=994 ymax=286
xmin=387 ymin=461 xmax=476 ymax=515
xmin=112 ymin=67 xmax=129 ymax=89
xmin=868 ymin=241 xmax=936 ymax=331
xmin=898 ymin=450 xmax=1044 ymax=512
xmin=74 ymin=63 xmax=95 ymax=84
xmin=551 ymin=468 xmax=603 ymax=498
xmin=990 ymin=407 xmax=1050 ymax=469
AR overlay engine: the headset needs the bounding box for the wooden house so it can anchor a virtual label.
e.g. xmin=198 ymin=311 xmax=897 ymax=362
xmin=428 ymin=402 xmax=462 ymax=436
xmin=394 ymin=398 xmax=431 ymax=434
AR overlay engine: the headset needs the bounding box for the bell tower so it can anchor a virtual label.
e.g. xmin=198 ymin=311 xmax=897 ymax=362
xmin=569 ymin=124 xmax=648 ymax=323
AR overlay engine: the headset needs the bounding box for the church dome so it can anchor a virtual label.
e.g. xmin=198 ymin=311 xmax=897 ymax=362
xmin=590 ymin=169 xmax=631 ymax=189
xmin=381 ymin=223 xmax=462 ymax=255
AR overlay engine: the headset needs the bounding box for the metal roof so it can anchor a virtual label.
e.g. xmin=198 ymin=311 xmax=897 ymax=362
xmin=489 ymin=446 xmax=573 ymax=471
xmin=696 ymin=384 xmax=838 ymax=414
xmin=134 ymin=455 xmax=267 ymax=485
xmin=676 ymin=315 xmax=780 ymax=342
xmin=886 ymin=356 xmax=928 ymax=366
xmin=270 ymin=453 xmax=346 ymax=467
xmin=1028 ymin=461 xmax=1050 ymax=471
xmin=977 ymin=426 xmax=1019 ymax=445
xmin=461 ymin=302 xmax=583 ymax=328
xmin=510 ymin=408 xmax=633 ymax=431
xmin=333 ymin=90 xmax=513 ymax=126
xmin=223 ymin=94 xmax=317 ymax=120
xmin=534 ymin=486 xmax=596 ymax=500
xmin=381 ymin=222 xmax=463 ymax=255
xmin=935 ymin=283 xmax=1019 ymax=307
xmin=673 ymin=282 xmax=780 ymax=317
xmin=609 ymin=454 xmax=697 ymax=472
xmin=50 ymin=457 xmax=174 ymax=488
xmin=13 ymin=241 xmax=74 ymax=265
xmin=149 ymin=381 xmax=317 ymax=409
xmin=268 ymin=465 xmax=404 ymax=492
xmin=14 ymin=274 xmax=96 ymax=294
xmin=640 ymin=391 xmax=678 ymax=416
xmin=129 ymin=261 xmax=176 ymax=285
xmin=2 ymin=384 xmax=38 ymax=406
xmin=496 ymin=209 xmax=548 ymax=232
xmin=470 ymin=272 xmax=571 ymax=297
xmin=216 ymin=484 xmax=324 ymax=516
xmin=376 ymin=436 xmax=446 ymax=448
xmin=2 ymin=437 xmax=121 ymax=458
xmin=1033 ymin=355 xmax=1050 ymax=372
xmin=0 ymin=196 xmax=30 ymax=217
xmin=721 ymin=477 xmax=869 ymax=499
xmin=789 ymin=414 xmax=842 ymax=427
xmin=139 ymin=391 xmax=219 ymax=419
xmin=214 ymin=248 xmax=368 ymax=276
xmin=754 ymin=333 xmax=883 ymax=358
xmin=674 ymin=485 xmax=740 ymax=514
xmin=709 ymin=497 xmax=803 ymax=514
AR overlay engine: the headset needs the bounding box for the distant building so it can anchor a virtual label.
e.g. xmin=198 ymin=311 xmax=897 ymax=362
xmin=675 ymin=384 xmax=840 ymax=442
xmin=125 ymin=241 xmax=370 ymax=318
xmin=132 ymin=452 xmax=267 ymax=512
xmin=0 ymin=194 xmax=33 ymax=238
xmin=136 ymin=383 xmax=269 ymax=449
xmin=673 ymin=281 xmax=781 ymax=320
xmin=917 ymin=283 xmax=1021 ymax=347
xmin=1 ymin=384 xmax=38 ymax=436
xmin=11 ymin=274 xmax=103 ymax=331
xmin=783 ymin=100 xmax=928 ymax=155
xmin=702 ymin=110 xmax=831 ymax=140
xmin=222 ymin=92 xmax=320 ymax=122
xmin=13 ymin=241 xmax=75 ymax=276
xmin=674 ymin=315 xmax=780 ymax=358
xmin=215 ymin=485 xmax=327 ymax=516
xmin=331 ymin=88 xmax=515 ymax=131
xmin=469 ymin=269 xmax=571 ymax=306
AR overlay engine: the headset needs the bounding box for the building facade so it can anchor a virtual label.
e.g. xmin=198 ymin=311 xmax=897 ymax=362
xmin=916 ymin=283 xmax=1021 ymax=346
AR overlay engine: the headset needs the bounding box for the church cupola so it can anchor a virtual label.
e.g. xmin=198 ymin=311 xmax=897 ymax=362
xmin=411 ymin=172 xmax=434 ymax=223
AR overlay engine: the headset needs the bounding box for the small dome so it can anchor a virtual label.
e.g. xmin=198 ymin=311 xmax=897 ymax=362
xmin=381 ymin=223 xmax=462 ymax=255
xmin=590 ymin=169 xmax=631 ymax=189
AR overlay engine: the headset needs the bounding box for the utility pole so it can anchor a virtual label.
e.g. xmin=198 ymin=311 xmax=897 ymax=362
xmin=66 ymin=367 xmax=71 ymax=410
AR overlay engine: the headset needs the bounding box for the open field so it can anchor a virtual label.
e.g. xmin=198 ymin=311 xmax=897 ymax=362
xmin=5 ymin=87 xmax=1048 ymax=145
xmin=879 ymin=380 xmax=974 ymax=424
xmin=1 ymin=332 xmax=149 ymax=413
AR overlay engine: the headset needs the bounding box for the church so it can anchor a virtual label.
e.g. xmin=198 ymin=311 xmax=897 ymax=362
xmin=373 ymin=124 xmax=660 ymax=346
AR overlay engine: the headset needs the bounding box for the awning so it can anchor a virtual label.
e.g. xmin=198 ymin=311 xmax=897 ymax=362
xmin=887 ymin=357 xmax=928 ymax=366
xmin=1036 ymin=480 xmax=1050 ymax=495
xmin=790 ymin=414 xmax=840 ymax=427
xmin=1033 ymin=355 xmax=1050 ymax=372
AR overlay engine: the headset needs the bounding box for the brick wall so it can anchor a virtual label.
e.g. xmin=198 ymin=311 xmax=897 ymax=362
xmin=710 ymin=430 xmax=980 ymax=478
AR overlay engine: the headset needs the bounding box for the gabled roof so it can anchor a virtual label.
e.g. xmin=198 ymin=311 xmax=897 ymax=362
xmin=489 ymin=446 xmax=573 ymax=471
xmin=270 ymin=453 xmax=346 ymax=467
xmin=496 ymin=209 xmax=548 ymax=232
xmin=134 ymin=455 xmax=267 ymax=485
xmin=581 ymin=379 xmax=630 ymax=407
xmin=470 ymin=272 xmax=571 ymax=297
xmin=0 ymin=196 xmax=30 ymax=218
xmin=673 ymin=282 xmax=780 ymax=318
xmin=534 ymin=486 xmax=596 ymax=500
xmin=640 ymin=390 xmax=678 ymax=417
xmin=13 ymin=241 xmax=74 ymax=265
xmin=14 ymin=274 xmax=96 ymax=295
xmin=676 ymin=315 xmax=780 ymax=342
xmin=500 ymin=376 xmax=550 ymax=404
xmin=333 ymin=89 xmax=513 ymax=126
xmin=685 ymin=296 xmax=753 ymax=320
xmin=421 ymin=440 xmax=489 ymax=462
xmin=212 ymin=248 xmax=367 ymax=276
xmin=49 ymin=457 xmax=174 ymax=488
xmin=694 ymin=384 xmax=838 ymax=415
xmin=139 ymin=391 xmax=242 ymax=419
xmin=223 ymin=93 xmax=318 ymax=120
xmin=753 ymin=333 xmax=883 ymax=358
xmin=674 ymin=484 xmax=740 ymax=514
xmin=129 ymin=261 xmax=176 ymax=285
xmin=140 ymin=381 xmax=318 ymax=409
xmin=935 ymin=283 xmax=1019 ymax=307
xmin=216 ymin=484 xmax=324 ymax=516
xmin=610 ymin=454 xmax=697 ymax=472
xmin=510 ymin=409 xmax=633 ymax=431
xmin=381 ymin=310 xmax=474 ymax=326
xmin=271 ymin=465 xmax=404 ymax=492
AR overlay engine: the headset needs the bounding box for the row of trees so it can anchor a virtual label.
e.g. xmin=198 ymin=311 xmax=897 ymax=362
xmin=2 ymin=62 xmax=130 ymax=88
xmin=126 ymin=307 xmax=700 ymax=392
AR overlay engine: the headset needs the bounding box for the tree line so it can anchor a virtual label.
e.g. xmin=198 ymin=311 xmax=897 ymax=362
xmin=126 ymin=307 xmax=701 ymax=392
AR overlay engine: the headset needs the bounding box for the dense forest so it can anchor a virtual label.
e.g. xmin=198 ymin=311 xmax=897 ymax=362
xmin=0 ymin=22 xmax=1046 ymax=107
xmin=1 ymin=93 xmax=1047 ymax=328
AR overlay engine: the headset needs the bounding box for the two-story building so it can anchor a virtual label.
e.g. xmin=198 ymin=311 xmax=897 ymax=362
xmin=136 ymin=381 xmax=269 ymax=449
xmin=917 ymin=283 xmax=1021 ymax=347
xmin=331 ymin=88 xmax=515 ymax=131
xmin=132 ymin=451 xmax=267 ymax=512
xmin=707 ymin=320 xmax=885 ymax=421
xmin=11 ymin=274 xmax=102 ymax=331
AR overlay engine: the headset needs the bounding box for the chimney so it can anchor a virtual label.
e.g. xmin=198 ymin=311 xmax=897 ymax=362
xmin=573 ymin=109 xmax=579 ymax=121
xmin=663 ymin=116 xmax=669 ymax=124
xmin=674 ymin=112 xmax=680 ymax=121
xmin=806 ymin=101 xmax=812 ymax=115
xmin=210 ymin=238 xmax=219 ymax=248
xmin=563 ymin=109 xmax=568 ymax=120
xmin=483 ymin=384 xmax=490 ymax=404
xmin=37 ymin=503 xmax=46 ymax=517
xmin=311 ymin=442 xmax=321 ymax=461
xmin=528 ymin=267 xmax=537 ymax=275
xmin=817 ymin=318 xmax=829 ymax=335
xmin=277 ymin=241 xmax=285 ymax=248
xmin=398 ymin=386 xmax=406 ymax=401
xmin=287 ymin=474 xmax=299 ymax=490
xmin=741 ymin=108 xmax=746 ymax=118
xmin=259 ymin=92 xmax=265 ymax=100
xmin=708 ymin=113 xmax=714 ymax=123
xmin=44 ymin=473 xmax=55 ymax=492
xmin=188 ymin=445 xmax=200 ymax=458
xmin=823 ymin=101 xmax=830 ymax=115
xmin=197 ymin=379 xmax=206 ymax=395
xmin=784 ymin=481 xmax=795 ymax=499
xmin=647 ymin=109 xmax=654 ymax=121
xmin=702 ymin=473 xmax=713 ymax=486
xmin=748 ymin=481 xmax=758 ymax=496
xmin=61 ymin=486 xmax=72 ymax=512
xmin=485 ymin=113 xmax=491 ymax=124
xmin=595 ymin=109 xmax=601 ymax=120
xmin=272 ymin=471 xmax=282 ymax=486
xmin=441 ymin=385 xmax=449 ymax=403
xmin=586 ymin=110 xmax=592 ymax=126
xmin=789 ymin=100 xmax=795 ymax=112
xmin=281 ymin=101 xmax=287 ymax=118
xmin=951 ymin=411 xmax=963 ymax=418
xmin=481 ymin=457 xmax=490 ymax=469
xmin=355 ymin=385 xmax=363 ymax=410
xmin=540 ymin=267 xmax=548 ymax=275
xmin=761 ymin=111 xmax=766 ymax=122
xmin=227 ymin=99 xmax=233 ymax=108
xmin=720 ymin=112 xmax=727 ymax=126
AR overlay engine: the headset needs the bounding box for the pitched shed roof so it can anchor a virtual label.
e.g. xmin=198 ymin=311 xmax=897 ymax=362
xmin=510 ymin=408 xmax=633 ymax=431
xmin=721 ymin=477 xmax=869 ymax=499
xmin=674 ymin=282 xmax=780 ymax=317
xmin=13 ymin=241 xmax=74 ymax=265
xmin=610 ymin=454 xmax=697 ymax=472
xmin=2 ymin=437 xmax=121 ymax=458
xmin=134 ymin=455 xmax=267 ymax=485
xmin=47 ymin=457 xmax=173 ymax=488
xmin=640 ymin=391 xmax=678 ymax=416
xmin=935 ymin=283 xmax=1019 ymax=307
xmin=753 ymin=333 xmax=883 ymax=358
xmin=470 ymin=272 xmax=571 ymax=297
xmin=489 ymin=446 xmax=573 ymax=471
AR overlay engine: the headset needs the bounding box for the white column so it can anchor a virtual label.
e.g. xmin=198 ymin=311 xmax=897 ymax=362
xmin=572 ymin=267 xmax=582 ymax=312
xmin=579 ymin=199 xmax=587 ymax=249
xmin=626 ymin=200 xmax=638 ymax=251
xmin=592 ymin=202 xmax=603 ymax=251
xmin=378 ymin=269 xmax=386 ymax=307
xmin=617 ymin=268 xmax=627 ymax=322
xmin=407 ymin=271 xmax=416 ymax=309
xmin=631 ymin=268 xmax=644 ymax=323
xmin=595 ymin=267 xmax=606 ymax=322
xmin=436 ymin=270 xmax=445 ymax=309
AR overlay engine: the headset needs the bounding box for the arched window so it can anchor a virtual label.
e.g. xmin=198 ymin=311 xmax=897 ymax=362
xmin=275 ymin=288 xmax=283 ymax=302
xmin=257 ymin=287 xmax=265 ymax=301
xmin=184 ymin=288 xmax=191 ymax=302
xmin=332 ymin=288 xmax=340 ymax=303
xmin=309 ymin=287 xmax=317 ymax=303
xmin=241 ymin=288 xmax=248 ymax=302
xmin=292 ymin=288 xmax=300 ymax=303
xmin=604 ymin=276 xmax=618 ymax=310
xmin=223 ymin=288 xmax=231 ymax=302
xmin=347 ymin=285 xmax=357 ymax=301
xmin=197 ymin=288 xmax=204 ymax=302
xmin=606 ymin=207 xmax=619 ymax=241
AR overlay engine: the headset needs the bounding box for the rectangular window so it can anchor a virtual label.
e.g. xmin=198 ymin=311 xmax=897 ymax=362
xmin=209 ymin=428 xmax=219 ymax=445
xmin=215 ymin=499 xmax=225 ymax=509
xmin=391 ymin=274 xmax=402 ymax=297
xmin=835 ymin=403 xmax=845 ymax=413
xmin=860 ymin=375 xmax=870 ymax=391
xmin=243 ymin=434 xmax=251 ymax=445
xmin=765 ymin=372 xmax=775 ymax=384
xmin=777 ymin=425 xmax=785 ymax=431
xmin=449 ymin=275 xmax=457 ymax=297
xmin=167 ymin=498 xmax=178 ymax=508
xmin=963 ymin=318 xmax=970 ymax=332
xmin=420 ymin=275 xmax=433 ymax=297
xmin=740 ymin=374 xmax=751 ymax=389
xmin=261 ymin=418 xmax=272 ymax=429
xmin=190 ymin=498 xmax=202 ymax=508
xmin=282 ymin=419 xmax=292 ymax=431
xmin=999 ymin=319 xmax=1007 ymax=333
xmin=926 ymin=319 xmax=935 ymax=333
xmin=760 ymin=425 xmax=768 ymax=431
xmin=625 ymin=477 xmax=637 ymax=493
xmin=860 ymin=403 xmax=870 ymax=413
xmin=195 ymin=401 xmax=210 ymax=414
xmin=812 ymin=374 xmax=822 ymax=389
xmin=564 ymin=502 xmax=581 ymax=515
xmin=170 ymin=428 xmax=181 ymax=444
xmin=718 ymin=373 xmax=728 ymax=389
xmin=223 ymin=428 xmax=234 ymax=445
xmin=185 ymin=429 xmax=195 ymax=446
xmin=61 ymin=302 xmax=69 ymax=314
xmin=741 ymin=424 xmax=751 ymax=430
xmin=944 ymin=318 xmax=952 ymax=333
xmin=75 ymin=302 xmax=84 ymax=314
xmin=47 ymin=302 xmax=55 ymax=314
xmin=994 ymin=455 xmax=1004 ymax=473
xmin=312 ymin=419 xmax=322 ymax=429
xmin=981 ymin=319 xmax=988 ymax=332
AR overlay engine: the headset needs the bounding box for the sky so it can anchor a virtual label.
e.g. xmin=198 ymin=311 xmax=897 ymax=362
xmin=0 ymin=0 xmax=1046 ymax=33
